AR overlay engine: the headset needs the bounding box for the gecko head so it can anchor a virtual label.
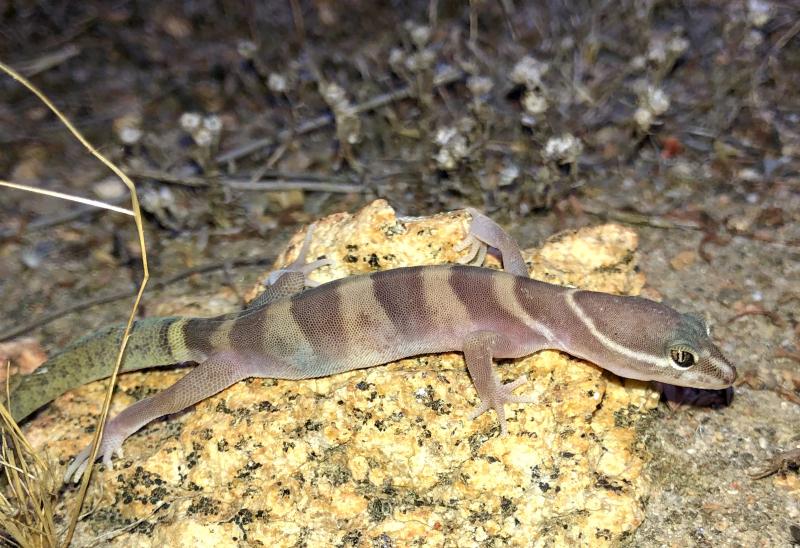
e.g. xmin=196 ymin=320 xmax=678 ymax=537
xmin=566 ymin=291 xmax=737 ymax=389
xmin=656 ymin=312 xmax=737 ymax=389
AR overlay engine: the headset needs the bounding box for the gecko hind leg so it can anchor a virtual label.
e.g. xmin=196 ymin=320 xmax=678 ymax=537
xmin=241 ymin=223 xmax=333 ymax=314
xmin=456 ymin=208 xmax=528 ymax=277
xmin=64 ymin=350 xmax=283 ymax=483
xmin=265 ymin=222 xmax=332 ymax=288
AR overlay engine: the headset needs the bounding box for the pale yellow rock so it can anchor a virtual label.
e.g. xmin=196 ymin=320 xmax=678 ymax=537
xmin=145 ymin=520 xmax=242 ymax=548
xmin=25 ymin=199 xmax=662 ymax=547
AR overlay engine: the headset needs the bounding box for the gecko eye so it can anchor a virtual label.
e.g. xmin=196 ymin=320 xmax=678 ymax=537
xmin=669 ymin=347 xmax=696 ymax=368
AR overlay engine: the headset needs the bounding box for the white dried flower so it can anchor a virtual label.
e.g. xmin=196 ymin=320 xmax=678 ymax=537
xmin=203 ymin=115 xmax=222 ymax=133
xmin=467 ymin=76 xmax=494 ymax=97
xmin=634 ymin=107 xmax=653 ymax=130
xmin=522 ymin=90 xmax=548 ymax=114
xmin=647 ymin=37 xmax=667 ymax=65
xmin=667 ymin=36 xmax=689 ymax=55
xmin=630 ymin=55 xmax=647 ymax=70
xmin=193 ymin=128 xmax=213 ymax=147
xmin=519 ymin=113 xmax=537 ymax=127
xmin=498 ymin=163 xmax=520 ymax=186
xmin=738 ymin=168 xmax=762 ymax=182
xmin=321 ymin=82 xmax=350 ymax=112
xmin=434 ymin=126 xmax=468 ymax=170
xmin=435 ymin=127 xmax=458 ymax=146
xmin=747 ymin=0 xmax=773 ymax=28
xmin=435 ymin=148 xmax=456 ymax=170
xmin=236 ymin=40 xmax=257 ymax=59
xmin=409 ymin=24 xmax=431 ymax=48
xmin=180 ymin=112 xmax=201 ymax=132
xmin=543 ymin=134 xmax=583 ymax=163
xmin=118 ymin=126 xmax=142 ymax=145
xmin=94 ymin=177 xmax=126 ymax=200
xmin=141 ymin=185 xmax=175 ymax=211
xmin=405 ymin=49 xmax=435 ymax=72
xmin=744 ymin=29 xmax=764 ymax=49
xmin=646 ymin=87 xmax=670 ymax=115
xmin=388 ymin=48 xmax=405 ymax=69
xmin=268 ymin=73 xmax=287 ymax=93
xmin=510 ymin=56 xmax=549 ymax=89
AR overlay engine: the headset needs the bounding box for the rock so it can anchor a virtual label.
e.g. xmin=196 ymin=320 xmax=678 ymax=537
xmin=24 ymin=199 xmax=659 ymax=546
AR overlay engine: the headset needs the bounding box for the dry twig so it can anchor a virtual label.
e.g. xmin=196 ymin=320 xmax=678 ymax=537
xmin=125 ymin=167 xmax=365 ymax=193
xmin=750 ymin=448 xmax=800 ymax=480
xmin=0 ymin=194 xmax=129 ymax=239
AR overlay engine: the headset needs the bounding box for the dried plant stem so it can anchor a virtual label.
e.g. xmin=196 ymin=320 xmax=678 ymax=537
xmin=0 ymin=180 xmax=133 ymax=216
xmin=0 ymin=59 xmax=149 ymax=547
xmin=124 ymin=167 xmax=365 ymax=193
xmin=0 ymin=392 xmax=57 ymax=547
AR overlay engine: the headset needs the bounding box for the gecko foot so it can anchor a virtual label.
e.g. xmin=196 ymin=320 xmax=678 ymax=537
xmin=265 ymin=222 xmax=332 ymax=287
xmin=455 ymin=209 xmax=490 ymax=267
xmin=64 ymin=435 xmax=125 ymax=484
xmin=455 ymin=233 xmax=488 ymax=267
xmin=455 ymin=207 xmax=528 ymax=276
xmin=468 ymin=374 xmax=536 ymax=435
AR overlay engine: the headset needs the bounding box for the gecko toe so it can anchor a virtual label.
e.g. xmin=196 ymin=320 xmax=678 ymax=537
xmin=495 ymin=405 xmax=508 ymax=435
xmin=468 ymin=399 xmax=510 ymax=434
xmin=64 ymin=446 xmax=89 ymax=483
xmin=65 ymin=457 xmax=87 ymax=484
xmin=64 ymin=437 xmax=123 ymax=484
xmin=455 ymin=234 xmax=488 ymax=267
xmin=506 ymin=394 xmax=537 ymax=404
xmin=468 ymin=374 xmax=535 ymax=434
xmin=504 ymin=374 xmax=528 ymax=392
xmin=467 ymin=400 xmax=490 ymax=420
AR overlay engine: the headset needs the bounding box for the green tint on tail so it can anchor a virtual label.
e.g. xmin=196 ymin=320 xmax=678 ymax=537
xmin=7 ymin=317 xmax=197 ymax=422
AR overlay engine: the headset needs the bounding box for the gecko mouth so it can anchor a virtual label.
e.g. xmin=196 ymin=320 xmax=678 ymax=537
xmin=692 ymin=359 xmax=737 ymax=389
xmin=713 ymin=354 xmax=737 ymax=387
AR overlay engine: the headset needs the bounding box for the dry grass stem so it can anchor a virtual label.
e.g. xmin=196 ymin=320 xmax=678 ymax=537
xmin=0 ymin=181 xmax=133 ymax=216
xmin=0 ymin=59 xmax=150 ymax=547
xmin=1 ymin=390 xmax=58 ymax=548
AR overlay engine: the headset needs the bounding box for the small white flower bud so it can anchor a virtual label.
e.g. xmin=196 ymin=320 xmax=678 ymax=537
xmin=180 ymin=112 xmax=201 ymax=132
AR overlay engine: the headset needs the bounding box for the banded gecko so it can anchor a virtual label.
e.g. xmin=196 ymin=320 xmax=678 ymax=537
xmin=6 ymin=210 xmax=736 ymax=482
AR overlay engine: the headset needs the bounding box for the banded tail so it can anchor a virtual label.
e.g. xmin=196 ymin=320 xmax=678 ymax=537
xmin=6 ymin=317 xmax=215 ymax=422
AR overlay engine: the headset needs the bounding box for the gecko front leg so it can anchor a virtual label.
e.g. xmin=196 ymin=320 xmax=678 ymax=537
xmin=462 ymin=331 xmax=536 ymax=435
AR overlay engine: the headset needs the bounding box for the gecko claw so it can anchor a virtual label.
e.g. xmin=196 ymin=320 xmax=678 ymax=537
xmin=64 ymin=436 xmax=124 ymax=484
xmin=467 ymin=374 xmax=535 ymax=435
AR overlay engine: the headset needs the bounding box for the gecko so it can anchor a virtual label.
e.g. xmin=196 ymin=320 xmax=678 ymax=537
xmin=5 ymin=209 xmax=737 ymax=482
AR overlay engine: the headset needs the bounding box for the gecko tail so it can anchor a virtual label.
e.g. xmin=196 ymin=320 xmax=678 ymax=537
xmin=6 ymin=316 xmax=208 ymax=423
